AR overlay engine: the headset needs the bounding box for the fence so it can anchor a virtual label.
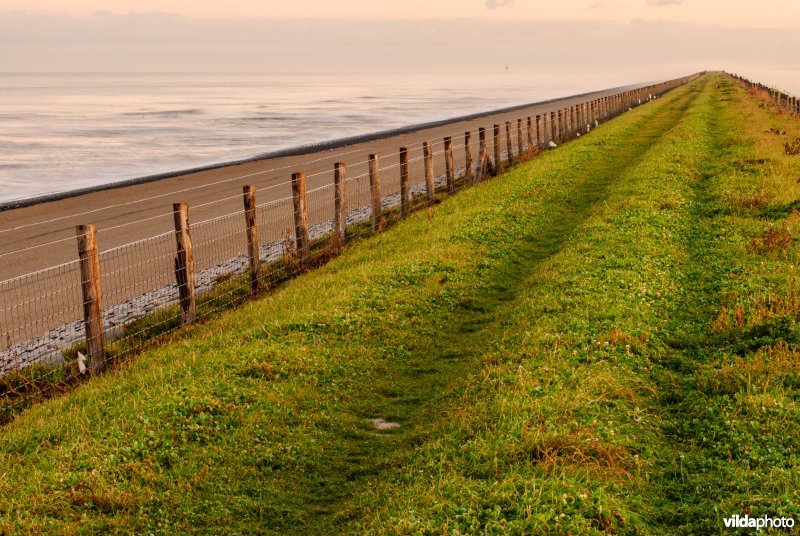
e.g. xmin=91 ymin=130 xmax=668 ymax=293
xmin=727 ymin=72 xmax=800 ymax=116
xmin=0 ymin=74 xmax=699 ymax=419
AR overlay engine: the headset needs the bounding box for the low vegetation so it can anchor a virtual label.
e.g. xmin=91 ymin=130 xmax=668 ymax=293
xmin=2 ymin=73 xmax=800 ymax=534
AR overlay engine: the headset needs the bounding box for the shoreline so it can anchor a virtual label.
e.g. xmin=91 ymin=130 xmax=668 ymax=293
xmin=0 ymin=83 xmax=649 ymax=212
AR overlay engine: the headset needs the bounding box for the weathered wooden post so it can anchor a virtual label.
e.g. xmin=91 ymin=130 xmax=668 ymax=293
xmin=444 ymin=136 xmax=455 ymax=194
xmin=476 ymin=127 xmax=487 ymax=184
xmin=569 ymin=106 xmax=575 ymax=137
xmin=291 ymin=172 xmax=309 ymax=262
xmin=567 ymin=107 xmax=572 ymax=137
xmin=505 ymin=121 xmax=513 ymax=165
xmin=172 ymin=202 xmax=196 ymax=325
xmin=399 ymin=149 xmax=410 ymax=216
xmin=76 ymin=223 xmax=106 ymax=374
xmin=582 ymin=103 xmax=588 ymax=130
xmin=526 ymin=116 xmax=533 ymax=153
xmin=464 ymin=131 xmax=473 ymax=181
xmin=573 ymin=105 xmax=578 ymax=133
xmin=550 ymin=111 xmax=557 ymax=146
xmin=493 ymin=124 xmax=501 ymax=173
xmin=535 ymin=114 xmax=542 ymax=148
xmin=334 ymin=162 xmax=348 ymax=240
xmin=517 ymin=118 xmax=524 ymax=157
xmin=557 ymin=109 xmax=563 ymax=142
xmin=242 ymin=185 xmax=260 ymax=294
xmin=368 ymin=154 xmax=382 ymax=232
xmin=423 ymin=141 xmax=435 ymax=203
xmin=586 ymin=102 xmax=591 ymax=129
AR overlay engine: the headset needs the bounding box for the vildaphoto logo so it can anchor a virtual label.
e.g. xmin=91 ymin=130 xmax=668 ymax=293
xmin=723 ymin=514 xmax=795 ymax=529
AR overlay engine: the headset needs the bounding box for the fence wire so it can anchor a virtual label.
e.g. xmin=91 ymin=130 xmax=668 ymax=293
xmin=0 ymin=75 xmax=698 ymax=418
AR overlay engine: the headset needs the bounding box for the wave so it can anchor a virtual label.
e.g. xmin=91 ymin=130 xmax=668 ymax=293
xmin=121 ymin=109 xmax=204 ymax=118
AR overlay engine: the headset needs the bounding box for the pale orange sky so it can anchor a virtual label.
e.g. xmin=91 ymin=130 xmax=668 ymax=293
xmin=3 ymin=0 xmax=799 ymax=28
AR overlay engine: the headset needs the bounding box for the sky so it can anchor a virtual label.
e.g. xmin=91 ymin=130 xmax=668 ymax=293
xmin=0 ymin=1 xmax=798 ymax=79
xmin=2 ymin=0 xmax=799 ymax=28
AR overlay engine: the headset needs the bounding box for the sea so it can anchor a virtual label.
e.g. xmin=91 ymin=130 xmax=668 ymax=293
xmin=1 ymin=68 xmax=797 ymax=204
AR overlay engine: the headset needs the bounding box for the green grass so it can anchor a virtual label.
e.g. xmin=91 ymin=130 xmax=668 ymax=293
xmin=2 ymin=73 xmax=800 ymax=534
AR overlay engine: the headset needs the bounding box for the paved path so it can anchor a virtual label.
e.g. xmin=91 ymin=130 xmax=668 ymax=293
xmin=0 ymin=81 xmax=657 ymax=281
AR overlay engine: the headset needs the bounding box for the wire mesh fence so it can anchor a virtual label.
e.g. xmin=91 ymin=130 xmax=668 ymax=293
xmin=0 ymin=75 xmax=698 ymax=420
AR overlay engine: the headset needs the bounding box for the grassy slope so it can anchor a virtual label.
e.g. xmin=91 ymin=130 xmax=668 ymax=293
xmin=2 ymin=73 xmax=800 ymax=534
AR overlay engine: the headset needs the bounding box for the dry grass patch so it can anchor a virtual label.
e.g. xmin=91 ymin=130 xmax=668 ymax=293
xmin=697 ymin=343 xmax=800 ymax=395
xmin=750 ymin=280 xmax=800 ymax=323
xmin=599 ymin=327 xmax=649 ymax=354
xmin=519 ymin=423 xmax=638 ymax=480
xmin=732 ymin=188 xmax=772 ymax=210
xmin=747 ymin=224 xmax=793 ymax=256
xmin=785 ymin=138 xmax=800 ymax=156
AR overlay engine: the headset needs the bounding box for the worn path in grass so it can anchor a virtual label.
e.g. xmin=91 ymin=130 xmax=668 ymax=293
xmin=353 ymin=74 xmax=800 ymax=534
xmin=285 ymin=73 xmax=703 ymax=535
xmin=644 ymin=77 xmax=800 ymax=531
xmin=0 ymin=75 xmax=762 ymax=534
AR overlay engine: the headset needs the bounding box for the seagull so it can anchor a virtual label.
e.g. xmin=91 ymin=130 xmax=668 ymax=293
xmin=77 ymin=351 xmax=87 ymax=374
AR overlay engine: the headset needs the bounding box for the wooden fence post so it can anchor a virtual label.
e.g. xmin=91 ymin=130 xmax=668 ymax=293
xmin=493 ymin=124 xmax=501 ymax=173
xmin=464 ymin=131 xmax=473 ymax=182
xmin=444 ymin=136 xmax=455 ymax=194
xmin=423 ymin=141 xmax=435 ymax=203
xmin=550 ymin=111 xmax=556 ymax=146
xmin=242 ymin=185 xmax=260 ymax=294
xmin=368 ymin=154 xmax=382 ymax=232
xmin=517 ymin=118 xmax=524 ymax=157
xmin=172 ymin=202 xmax=196 ymax=325
xmin=536 ymin=114 xmax=542 ymax=148
xmin=582 ymin=103 xmax=588 ymax=131
xmin=399 ymin=149 xmax=410 ymax=215
xmin=526 ymin=117 xmax=533 ymax=153
xmin=569 ymin=106 xmax=575 ymax=137
xmin=291 ymin=172 xmax=309 ymax=262
xmin=565 ymin=108 xmax=570 ymax=138
xmin=476 ymin=127 xmax=487 ymax=184
xmin=505 ymin=121 xmax=513 ymax=165
xmin=334 ymin=162 xmax=348 ymax=241
xmin=76 ymin=224 xmax=106 ymax=374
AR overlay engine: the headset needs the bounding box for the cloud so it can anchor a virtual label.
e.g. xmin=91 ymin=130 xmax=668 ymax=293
xmin=585 ymin=1 xmax=611 ymax=9
xmin=485 ymin=0 xmax=515 ymax=9
xmin=646 ymin=0 xmax=685 ymax=5
xmin=0 ymin=13 xmax=797 ymax=74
